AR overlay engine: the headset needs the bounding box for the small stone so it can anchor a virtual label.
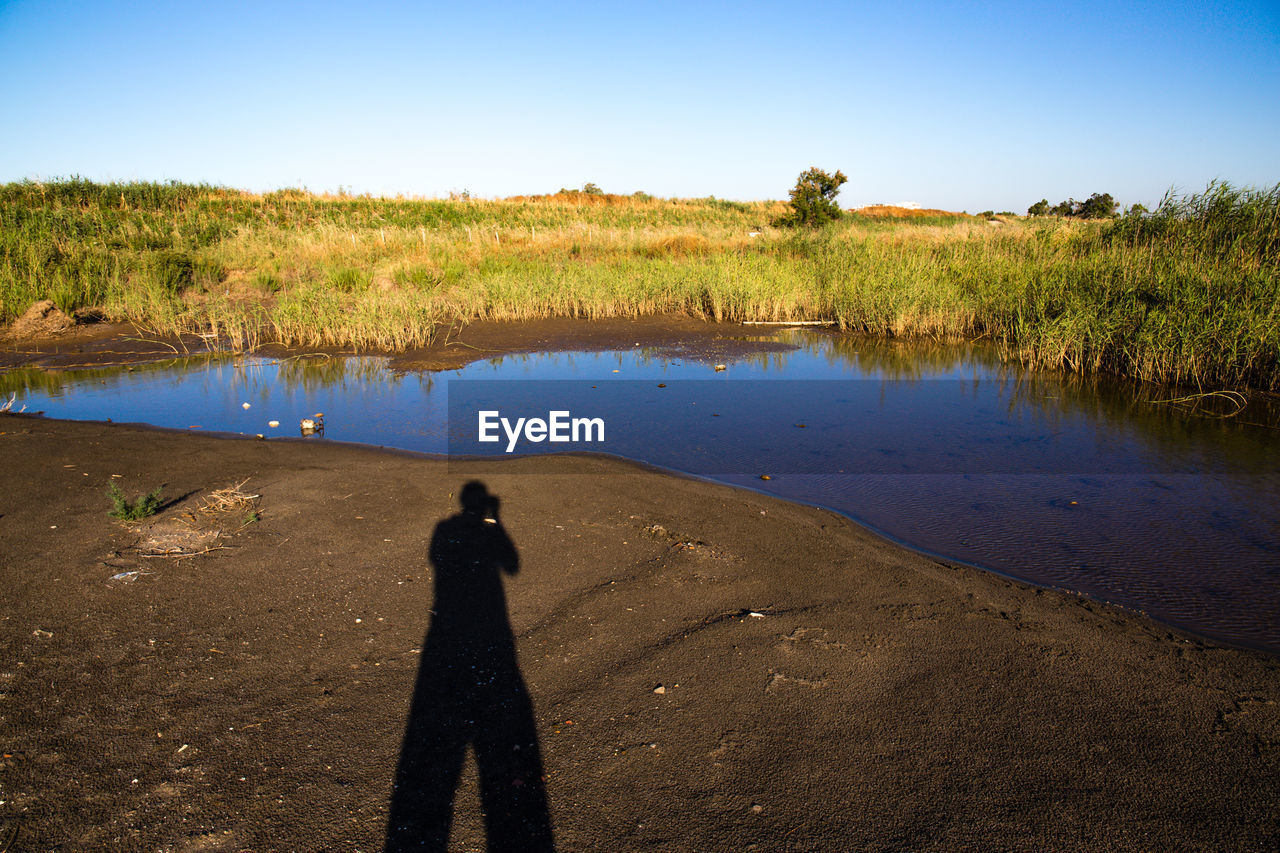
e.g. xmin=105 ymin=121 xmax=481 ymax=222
xmin=751 ymin=803 xmax=763 ymax=814
xmin=653 ymin=685 xmax=665 ymax=695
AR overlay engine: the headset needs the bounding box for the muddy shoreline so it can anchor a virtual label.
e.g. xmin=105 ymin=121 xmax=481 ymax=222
xmin=0 ymin=314 xmax=802 ymax=373
xmin=1 ymin=415 xmax=1277 ymax=850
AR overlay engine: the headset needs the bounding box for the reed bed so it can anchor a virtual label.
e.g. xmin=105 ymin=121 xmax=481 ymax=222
xmin=1 ymin=179 xmax=1276 ymax=389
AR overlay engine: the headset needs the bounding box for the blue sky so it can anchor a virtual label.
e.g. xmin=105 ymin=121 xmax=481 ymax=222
xmin=1 ymin=0 xmax=1277 ymax=211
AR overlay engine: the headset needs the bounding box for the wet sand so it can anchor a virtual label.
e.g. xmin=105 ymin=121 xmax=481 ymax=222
xmin=1 ymin=414 xmax=1277 ymax=850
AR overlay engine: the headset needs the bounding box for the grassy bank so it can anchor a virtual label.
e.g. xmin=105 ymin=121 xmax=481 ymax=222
xmin=2 ymin=179 xmax=1277 ymax=389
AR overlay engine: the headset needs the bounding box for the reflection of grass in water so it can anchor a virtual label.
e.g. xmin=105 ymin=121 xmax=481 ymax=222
xmin=800 ymin=332 xmax=1007 ymax=379
xmin=0 ymin=353 xmax=415 ymax=399
xmin=271 ymin=355 xmax=400 ymax=391
xmin=0 ymin=358 xmax=215 ymax=396
xmin=2 ymin=179 xmax=1277 ymax=389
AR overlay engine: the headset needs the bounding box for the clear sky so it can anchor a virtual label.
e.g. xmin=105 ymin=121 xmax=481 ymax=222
xmin=2 ymin=0 xmax=1277 ymax=211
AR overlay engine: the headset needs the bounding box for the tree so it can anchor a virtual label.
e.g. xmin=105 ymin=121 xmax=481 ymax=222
xmin=1034 ymin=193 xmax=1120 ymax=219
xmin=1076 ymin=192 xmax=1117 ymax=219
xmin=777 ymin=167 xmax=847 ymax=227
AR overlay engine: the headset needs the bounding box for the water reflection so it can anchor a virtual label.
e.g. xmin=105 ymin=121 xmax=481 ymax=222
xmin=2 ymin=331 xmax=1277 ymax=653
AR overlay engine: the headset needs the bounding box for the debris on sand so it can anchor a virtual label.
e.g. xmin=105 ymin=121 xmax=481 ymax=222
xmin=197 ymin=479 xmax=260 ymax=517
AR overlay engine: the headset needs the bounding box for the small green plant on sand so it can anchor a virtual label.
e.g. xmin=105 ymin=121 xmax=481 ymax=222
xmin=107 ymin=481 xmax=163 ymax=520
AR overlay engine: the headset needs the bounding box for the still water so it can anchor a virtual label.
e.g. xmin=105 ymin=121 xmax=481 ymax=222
xmin=4 ymin=331 xmax=1278 ymax=653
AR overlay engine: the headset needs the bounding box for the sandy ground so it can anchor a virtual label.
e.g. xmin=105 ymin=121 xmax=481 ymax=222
xmin=0 ymin=415 xmax=1277 ymax=851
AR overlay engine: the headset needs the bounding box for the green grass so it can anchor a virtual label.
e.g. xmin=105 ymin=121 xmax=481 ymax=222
xmin=106 ymin=481 xmax=163 ymax=520
xmin=2 ymin=178 xmax=1277 ymax=390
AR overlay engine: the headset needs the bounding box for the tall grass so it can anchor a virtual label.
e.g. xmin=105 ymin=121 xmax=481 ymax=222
xmin=1 ymin=179 xmax=1276 ymax=389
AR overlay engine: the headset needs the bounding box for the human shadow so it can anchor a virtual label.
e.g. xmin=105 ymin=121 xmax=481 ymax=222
xmin=386 ymin=481 xmax=553 ymax=852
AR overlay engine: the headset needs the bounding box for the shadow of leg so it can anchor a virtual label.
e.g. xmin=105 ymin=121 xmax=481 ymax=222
xmin=474 ymin=675 xmax=554 ymax=852
xmin=385 ymin=656 xmax=471 ymax=852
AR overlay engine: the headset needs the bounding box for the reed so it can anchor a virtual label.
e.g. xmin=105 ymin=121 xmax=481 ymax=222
xmin=1 ymin=179 xmax=1276 ymax=389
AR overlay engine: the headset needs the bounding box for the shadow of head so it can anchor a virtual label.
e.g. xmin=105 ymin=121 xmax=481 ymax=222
xmin=460 ymin=480 xmax=490 ymax=514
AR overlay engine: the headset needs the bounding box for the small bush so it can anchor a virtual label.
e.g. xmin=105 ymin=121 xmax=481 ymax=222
xmin=775 ymin=168 xmax=847 ymax=228
xmin=252 ymin=269 xmax=283 ymax=293
xmin=328 ymin=267 xmax=371 ymax=293
xmin=149 ymin=250 xmax=195 ymax=294
xmin=107 ymin=481 xmax=163 ymax=520
xmin=392 ymin=264 xmax=445 ymax=288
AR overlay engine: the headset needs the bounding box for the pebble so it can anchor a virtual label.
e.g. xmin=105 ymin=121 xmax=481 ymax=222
xmin=653 ymin=685 xmax=666 ymax=695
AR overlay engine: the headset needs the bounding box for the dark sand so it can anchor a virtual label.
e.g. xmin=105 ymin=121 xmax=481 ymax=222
xmin=1 ymin=415 xmax=1278 ymax=851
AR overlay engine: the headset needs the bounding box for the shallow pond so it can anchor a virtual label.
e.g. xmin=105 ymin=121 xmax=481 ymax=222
xmin=4 ymin=330 xmax=1278 ymax=654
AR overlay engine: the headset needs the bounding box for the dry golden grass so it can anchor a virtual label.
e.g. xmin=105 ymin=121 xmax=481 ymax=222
xmin=853 ymin=205 xmax=972 ymax=218
xmin=6 ymin=179 xmax=1277 ymax=389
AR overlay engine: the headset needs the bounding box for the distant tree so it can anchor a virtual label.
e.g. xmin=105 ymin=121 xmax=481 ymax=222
xmin=1035 ymin=193 xmax=1120 ymax=219
xmin=776 ymin=167 xmax=847 ymax=227
xmin=1125 ymin=202 xmax=1149 ymax=217
xmin=1077 ymin=192 xmax=1118 ymax=219
xmin=556 ymin=183 xmax=604 ymax=196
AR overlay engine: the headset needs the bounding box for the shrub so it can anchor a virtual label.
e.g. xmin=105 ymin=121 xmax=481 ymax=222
xmin=776 ymin=168 xmax=847 ymax=228
xmin=149 ymin=250 xmax=195 ymax=294
xmin=328 ymin=267 xmax=371 ymax=293
xmin=107 ymin=481 xmax=163 ymax=520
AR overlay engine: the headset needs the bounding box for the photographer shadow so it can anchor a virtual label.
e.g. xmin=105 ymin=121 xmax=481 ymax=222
xmin=386 ymin=481 xmax=553 ymax=852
